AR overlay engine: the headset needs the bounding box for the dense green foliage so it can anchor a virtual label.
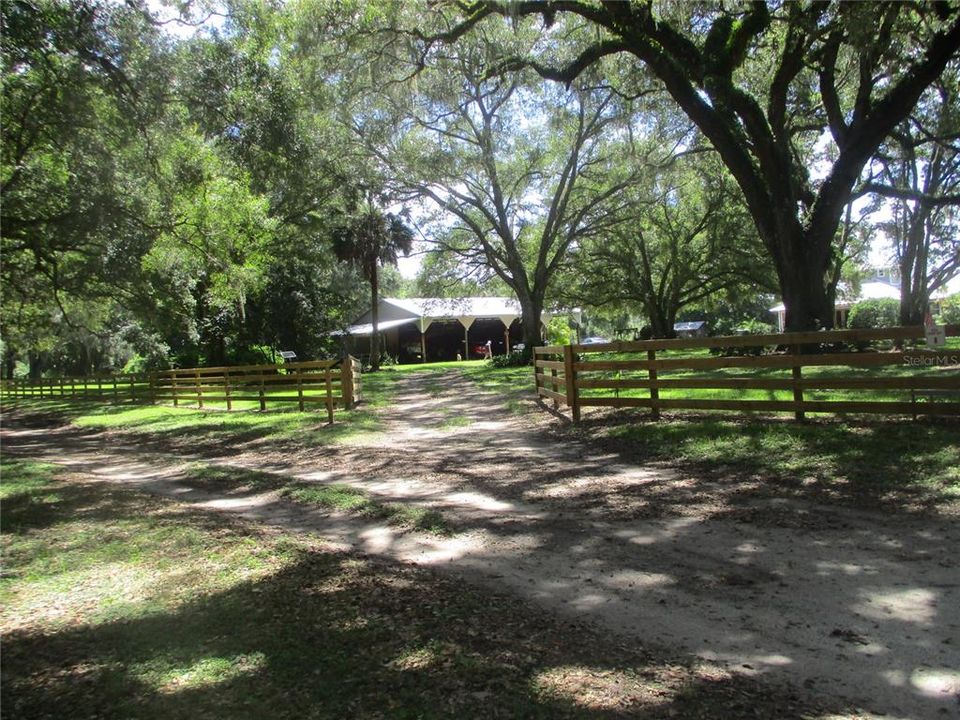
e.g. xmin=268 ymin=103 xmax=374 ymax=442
xmin=936 ymin=294 xmax=960 ymax=326
xmin=2 ymin=0 xmax=958 ymax=376
xmin=848 ymin=299 xmax=901 ymax=330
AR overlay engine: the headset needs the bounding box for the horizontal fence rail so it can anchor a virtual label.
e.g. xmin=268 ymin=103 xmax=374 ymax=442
xmin=534 ymin=326 xmax=960 ymax=422
xmin=0 ymin=356 xmax=362 ymax=421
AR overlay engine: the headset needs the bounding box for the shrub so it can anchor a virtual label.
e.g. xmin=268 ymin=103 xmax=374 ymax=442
xmin=490 ymin=349 xmax=530 ymax=367
xmin=848 ymin=298 xmax=899 ymax=329
xmin=546 ymin=317 xmax=572 ymax=346
xmin=710 ymin=318 xmax=775 ymax=356
xmin=936 ymin=294 xmax=960 ymax=325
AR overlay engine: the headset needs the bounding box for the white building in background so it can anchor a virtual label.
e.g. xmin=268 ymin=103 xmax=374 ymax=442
xmin=769 ymin=269 xmax=947 ymax=331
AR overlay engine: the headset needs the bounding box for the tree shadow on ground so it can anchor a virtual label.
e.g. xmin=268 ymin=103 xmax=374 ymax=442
xmin=2 ymin=545 xmax=826 ymax=720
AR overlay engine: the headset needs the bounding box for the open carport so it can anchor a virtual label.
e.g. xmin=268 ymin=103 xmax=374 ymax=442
xmin=339 ymin=297 xmax=544 ymax=363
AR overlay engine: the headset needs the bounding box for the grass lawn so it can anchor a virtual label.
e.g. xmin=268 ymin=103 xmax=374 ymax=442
xmin=0 ymin=457 xmax=829 ymax=719
xmin=3 ymin=370 xmax=400 ymax=448
xmin=565 ymin=414 xmax=960 ymax=514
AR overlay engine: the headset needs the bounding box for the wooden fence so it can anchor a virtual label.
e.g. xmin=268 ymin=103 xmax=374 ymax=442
xmin=0 ymin=357 xmax=362 ymax=422
xmin=0 ymin=374 xmax=154 ymax=403
xmin=534 ymin=326 xmax=960 ymax=422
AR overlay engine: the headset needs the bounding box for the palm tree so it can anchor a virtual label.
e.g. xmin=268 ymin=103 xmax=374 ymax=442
xmin=331 ymin=207 xmax=414 ymax=371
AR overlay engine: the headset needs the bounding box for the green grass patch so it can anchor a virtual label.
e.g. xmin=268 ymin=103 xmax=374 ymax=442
xmin=601 ymin=417 xmax=960 ymax=510
xmin=461 ymin=363 xmax=536 ymax=414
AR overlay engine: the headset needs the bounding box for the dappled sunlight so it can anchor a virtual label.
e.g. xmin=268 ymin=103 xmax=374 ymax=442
xmin=145 ymin=652 xmax=268 ymax=694
xmin=385 ymin=643 xmax=446 ymax=672
xmin=605 ymin=569 xmax=676 ymax=590
xmin=696 ymin=650 xmax=794 ymax=670
xmin=854 ymin=587 xmax=939 ymax=625
xmin=910 ymin=667 xmax=960 ymax=701
xmin=443 ymin=491 xmax=517 ymax=512
xmin=814 ymin=560 xmax=880 ymax=576
xmin=5 ymin=366 xmax=959 ymax=718
xmin=533 ymin=665 xmax=673 ymax=712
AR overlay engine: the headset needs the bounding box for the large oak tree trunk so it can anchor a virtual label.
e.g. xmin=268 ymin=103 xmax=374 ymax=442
xmin=518 ymin=293 xmax=544 ymax=354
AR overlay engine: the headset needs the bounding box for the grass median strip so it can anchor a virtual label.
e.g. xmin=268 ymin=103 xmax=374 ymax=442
xmin=184 ymin=464 xmax=452 ymax=535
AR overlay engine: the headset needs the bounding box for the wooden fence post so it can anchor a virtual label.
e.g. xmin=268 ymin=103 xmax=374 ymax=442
xmin=297 ymin=369 xmax=304 ymax=412
xmin=112 ymin=376 xmax=118 ymax=403
xmin=341 ymin=357 xmax=355 ymax=410
xmin=172 ymin=373 xmax=179 ymax=407
xmin=648 ymin=349 xmax=661 ymax=420
xmin=259 ymin=373 xmax=266 ymax=412
xmin=194 ymin=369 xmax=203 ymax=409
xmin=550 ymin=362 xmax=559 ymax=410
xmin=325 ymin=367 xmax=334 ymax=423
xmin=563 ymin=344 xmax=580 ymax=422
xmin=149 ymin=374 xmax=156 ymax=405
xmin=533 ymin=352 xmax=541 ymax=398
xmin=791 ymin=344 xmax=805 ymax=422
xmin=225 ymin=370 xmax=232 ymax=412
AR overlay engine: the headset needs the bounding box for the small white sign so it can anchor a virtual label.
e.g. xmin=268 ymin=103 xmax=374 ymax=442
xmin=925 ymin=324 xmax=946 ymax=348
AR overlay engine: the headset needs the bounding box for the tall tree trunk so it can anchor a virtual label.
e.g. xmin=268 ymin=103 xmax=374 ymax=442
xmin=28 ymin=353 xmax=42 ymax=380
xmin=3 ymin=350 xmax=15 ymax=380
xmin=518 ymin=292 xmax=544 ymax=354
xmin=647 ymin=302 xmax=672 ymax=339
xmin=370 ymin=262 xmax=381 ymax=372
xmin=770 ymin=220 xmax=835 ymax=332
xmin=898 ymin=205 xmax=932 ymax=327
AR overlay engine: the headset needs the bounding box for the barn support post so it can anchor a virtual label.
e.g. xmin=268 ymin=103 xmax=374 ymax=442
xmin=417 ymin=318 xmax=433 ymax=364
xmin=458 ymin=317 xmax=475 ymax=360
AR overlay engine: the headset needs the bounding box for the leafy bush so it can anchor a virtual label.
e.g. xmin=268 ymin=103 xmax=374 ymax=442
xmin=937 ymin=294 xmax=960 ymax=325
xmin=490 ymin=349 xmax=530 ymax=367
xmin=848 ymin=298 xmax=899 ymax=329
xmin=546 ymin=317 xmax=572 ymax=345
xmin=709 ymin=318 xmax=775 ymax=356
xmin=711 ymin=316 xmax=774 ymax=338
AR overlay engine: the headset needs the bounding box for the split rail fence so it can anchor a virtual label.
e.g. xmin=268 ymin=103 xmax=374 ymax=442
xmin=0 ymin=357 xmax=362 ymax=422
xmin=534 ymin=326 xmax=960 ymax=422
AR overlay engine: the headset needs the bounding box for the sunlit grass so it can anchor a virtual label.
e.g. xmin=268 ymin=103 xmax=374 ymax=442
xmin=602 ymin=417 xmax=960 ymax=509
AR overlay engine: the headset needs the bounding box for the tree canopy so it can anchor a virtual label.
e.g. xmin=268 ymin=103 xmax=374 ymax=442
xmin=3 ymin=0 xmax=958 ymax=377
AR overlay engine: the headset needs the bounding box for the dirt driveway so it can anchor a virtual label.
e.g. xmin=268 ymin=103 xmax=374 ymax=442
xmin=3 ymin=369 xmax=958 ymax=719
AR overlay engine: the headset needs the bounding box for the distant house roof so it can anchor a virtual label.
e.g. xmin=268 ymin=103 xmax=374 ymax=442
xmin=674 ymin=321 xmax=707 ymax=331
